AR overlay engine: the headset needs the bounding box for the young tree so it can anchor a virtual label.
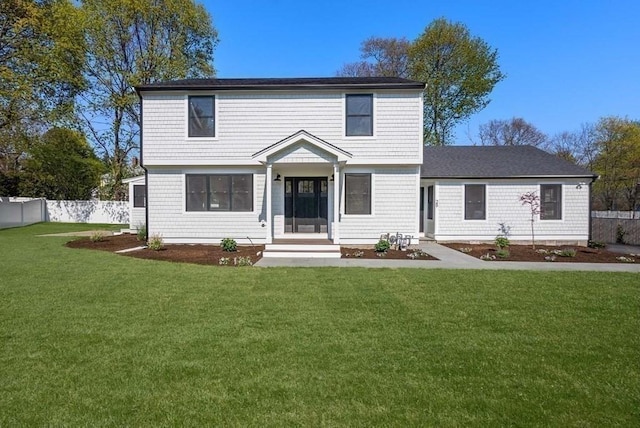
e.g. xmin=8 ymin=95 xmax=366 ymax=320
xmin=337 ymin=37 xmax=411 ymax=78
xmin=19 ymin=128 xmax=104 ymax=200
xmin=409 ymin=18 xmax=505 ymax=145
xmin=520 ymin=191 xmax=540 ymax=249
xmin=78 ymin=0 xmax=219 ymax=200
xmin=478 ymin=118 xmax=547 ymax=147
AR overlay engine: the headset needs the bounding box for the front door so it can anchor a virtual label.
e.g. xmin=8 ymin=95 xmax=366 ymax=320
xmin=284 ymin=177 xmax=328 ymax=233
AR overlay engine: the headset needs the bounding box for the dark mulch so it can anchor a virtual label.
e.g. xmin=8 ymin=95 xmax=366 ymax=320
xmin=66 ymin=234 xmax=264 ymax=266
xmin=342 ymin=247 xmax=438 ymax=260
xmin=442 ymin=243 xmax=636 ymax=263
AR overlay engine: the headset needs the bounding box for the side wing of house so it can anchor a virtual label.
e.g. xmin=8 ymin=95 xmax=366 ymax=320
xmin=137 ymin=78 xmax=425 ymax=244
xmin=123 ymin=175 xmax=146 ymax=231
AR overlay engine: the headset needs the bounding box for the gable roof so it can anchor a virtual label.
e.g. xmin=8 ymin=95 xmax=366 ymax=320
xmin=421 ymin=145 xmax=597 ymax=179
xmin=253 ymin=130 xmax=352 ymax=163
xmin=135 ymin=77 xmax=425 ymax=93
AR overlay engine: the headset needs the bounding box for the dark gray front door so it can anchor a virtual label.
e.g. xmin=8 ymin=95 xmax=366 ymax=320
xmin=284 ymin=177 xmax=328 ymax=233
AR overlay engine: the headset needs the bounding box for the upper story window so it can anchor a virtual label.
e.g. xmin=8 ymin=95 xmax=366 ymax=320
xmin=346 ymin=94 xmax=373 ymax=136
xmin=540 ymin=184 xmax=562 ymax=220
xmin=465 ymin=184 xmax=486 ymax=220
xmin=188 ymin=96 xmax=215 ymax=137
xmin=133 ymin=185 xmax=146 ymax=208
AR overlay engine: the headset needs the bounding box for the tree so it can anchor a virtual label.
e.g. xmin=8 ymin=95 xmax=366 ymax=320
xmin=547 ymin=123 xmax=599 ymax=167
xmin=409 ymin=18 xmax=505 ymax=145
xmin=19 ymin=128 xmax=103 ymax=200
xmin=478 ymin=118 xmax=547 ymax=147
xmin=0 ymin=0 xmax=85 ymax=189
xmin=78 ymin=0 xmax=218 ymax=200
xmin=520 ymin=191 xmax=540 ymax=249
xmin=591 ymin=117 xmax=640 ymax=210
xmin=337 ymin=37 xmax=411 ymax=78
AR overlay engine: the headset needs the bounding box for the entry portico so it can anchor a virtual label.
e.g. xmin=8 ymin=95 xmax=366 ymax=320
xmin=253 ymin=130 xmax=351 ymax=244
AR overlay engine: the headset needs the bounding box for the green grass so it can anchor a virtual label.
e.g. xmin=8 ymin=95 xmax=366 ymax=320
xmin=1 ymin=223 xmax=639 ymax=426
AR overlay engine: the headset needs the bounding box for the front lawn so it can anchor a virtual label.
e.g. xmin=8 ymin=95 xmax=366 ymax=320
xmin=1 ymin=224 xmax=639 ymax=426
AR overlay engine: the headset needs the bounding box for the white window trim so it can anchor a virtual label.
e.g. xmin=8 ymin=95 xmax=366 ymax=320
xmin=539 ymin=182 xmax=565 ymax=222
xmin=182 ymin=170 xmax=257 ymax=215
xmin=341 ymin=171 xmax=375 ymax=217
xmin=462 ymin=182 xmax=488 ymax=222
xmin=185 ymin=93 xmax=219 ymax=141
xmin=343 ymin=93 xmax=377 ymax=139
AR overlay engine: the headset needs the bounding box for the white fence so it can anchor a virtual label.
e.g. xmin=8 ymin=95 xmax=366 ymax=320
xmin=0 ymin=198 xmax=129 ymax=229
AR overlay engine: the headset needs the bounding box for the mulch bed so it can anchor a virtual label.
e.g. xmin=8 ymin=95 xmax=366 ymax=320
xmin=342 ymin=247 xmax=438 ymax=260
xmin=66 ymin=234 xmax=264 ymax=266
xmin=442 ymin=243 xmax=637 ymax=263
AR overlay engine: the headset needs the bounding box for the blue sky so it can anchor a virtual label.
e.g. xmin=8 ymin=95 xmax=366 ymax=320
xmin=204 ymin=0 xmax=639 ymax=144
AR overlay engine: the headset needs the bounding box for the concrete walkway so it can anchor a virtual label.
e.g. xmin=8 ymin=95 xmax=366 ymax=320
xmin=255 ymin=242 xmax=640 ymax=272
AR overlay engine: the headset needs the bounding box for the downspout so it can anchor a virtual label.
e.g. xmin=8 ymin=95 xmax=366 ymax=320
xmin=588 ymin=175 xmax=598 ymax=244
xmin=138 ymin=91 xmax=149 ymax=241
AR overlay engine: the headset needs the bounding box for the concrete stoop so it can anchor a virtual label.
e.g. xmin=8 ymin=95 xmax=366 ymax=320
xmin=263 ymin=243 xmax=342 ymax=258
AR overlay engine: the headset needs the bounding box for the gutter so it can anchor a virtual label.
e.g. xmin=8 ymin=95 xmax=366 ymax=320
xmin=588 ymin=174 xmax=599 ymax=244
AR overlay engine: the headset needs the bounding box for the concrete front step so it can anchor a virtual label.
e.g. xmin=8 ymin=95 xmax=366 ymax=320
xmin=263 ymin=243 xmax=342 ymax=258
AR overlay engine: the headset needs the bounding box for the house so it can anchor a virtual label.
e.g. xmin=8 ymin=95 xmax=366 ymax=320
xmin=134 ymin=77 xmax=596 ymax=247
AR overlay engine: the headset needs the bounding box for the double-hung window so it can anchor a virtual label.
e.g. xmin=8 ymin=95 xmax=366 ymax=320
xmin=465 ymin=184 xmax=486 ymax=220
xmin=186 ymin=174 xmax=252 ymax=212
xmin=345 ymin=173 xmax=371 ymax=214
xmin=540 ymin=184 xmax=562 ymax=220
xmin=188 ymin=96 xmax=215 ymax=137
xmin=346 ymin=94 xmax=373 ymax=136
xmin=133 ymin=185 xmax=146 ymax=208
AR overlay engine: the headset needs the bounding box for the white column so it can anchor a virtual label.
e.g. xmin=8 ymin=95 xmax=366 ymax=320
xmin=265 ymin=164 xmax=273 ymax=244
xmin=332 ymin=163 xmax=340 ymax=244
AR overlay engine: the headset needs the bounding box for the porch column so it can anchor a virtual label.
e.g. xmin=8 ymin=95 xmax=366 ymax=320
xmin=332 ymin=163 xmax=340 ymax=244
xmin=265 ymin=164 xmax=273 ymax=244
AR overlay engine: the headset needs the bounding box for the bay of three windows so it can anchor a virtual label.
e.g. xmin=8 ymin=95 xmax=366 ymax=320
xmin=187 ymin=94 xmax=374 ymax=138
xmin=464 ymin=184 xmax=562 ymax=220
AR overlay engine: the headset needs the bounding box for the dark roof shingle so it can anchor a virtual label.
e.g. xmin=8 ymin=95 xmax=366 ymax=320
xmin=135 ymin=77 xmax=425 ymax=92
xmin=421 ymin=146 xmax=596 ymax=178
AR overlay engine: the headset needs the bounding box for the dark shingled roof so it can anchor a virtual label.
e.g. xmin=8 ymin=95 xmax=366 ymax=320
xmin=421 ymin=146 xmax=597 ymax=178
xmin=135 ymin=77 xmax=425 ymax=92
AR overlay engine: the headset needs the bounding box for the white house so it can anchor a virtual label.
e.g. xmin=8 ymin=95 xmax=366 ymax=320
xmin=134 ymin=77 xmax=596 ymax=247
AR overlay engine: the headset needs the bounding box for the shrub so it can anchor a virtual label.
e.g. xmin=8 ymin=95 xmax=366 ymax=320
xmin=374 ymin=239 xmax=390 ymax=253
xmin=496 ymin=249 xmax=510 ymax=259
xmin=616 ymin=224 xmax=626 ymax=244
xmin=219 ymin=257 xmax=230 ymax=266
xmin=147 ymin=234 xmax=164 ymax=251
xmin=90 ymin=231 xmax=106 ymax=242
xmin=480 ymin=253 xmax=496 ymax=261
xmin=353 ymin=250 xmax=364 ymax=258
xmin=544 ymin=255 xmax=557 ymax=262
xmin=234 ymin=256 xmax=253 ymax=266
xmin=588 ymin=240 xmax=606 ymax=249
xmin=616 ymin=256 xmax=635 ymax=263
xmin=558 ymin=248 xmax=577 ymax=257
xmin=136 ymin=224 xmax=147 ymax=241
xmin=221 ymin=238 xmax=237 ymax=252
xmin=494 ymin=236 xmax=510 ymax=249
xmin=458 ymin=247 xmax=472 ymax=253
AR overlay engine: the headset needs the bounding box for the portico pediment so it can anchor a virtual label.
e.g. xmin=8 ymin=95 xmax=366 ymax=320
xmin=252 ymin=130 xmax=351 ymax=164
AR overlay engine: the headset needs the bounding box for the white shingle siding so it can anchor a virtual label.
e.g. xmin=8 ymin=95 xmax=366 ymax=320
xmin=340 ymin=167 xmax=419 ymax=243
xmin=146 ymin=168 xmax=266 ymax=244
xmin=141 ymin=90 xmax=422 ymax=164
xmin=433 ymin=179 xmax=590 ymax=244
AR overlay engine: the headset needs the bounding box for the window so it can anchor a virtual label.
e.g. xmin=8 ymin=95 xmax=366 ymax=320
xmin=465 ymin=184 xmax=485 ymax=220
xmin=188 ymin=96 xmax=215 ymax=137
xmin=540 ymin=184 xmax=562 ymax=220
xmin=427 ymin=185 xmax=434 ymax=220
xmin=345 ymin=173 xmax=371 ymax=214
xmin=186 ymin=174 xmax=252 ymax=212
xmin=133 ymin=185 xmax=146 ymax=208
xmin=346 ymin=94 xmax=373 ymax=136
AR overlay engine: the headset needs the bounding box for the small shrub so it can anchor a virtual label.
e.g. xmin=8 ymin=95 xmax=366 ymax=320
xmin=407 ymin=249 xmax=428 ymax=259
xmin=544 ymin=255 xmax=557 ymax=262
xmin=558 ymin=248 xmax=577 ymax=257
xmin=494 ymin=236 xmax=510 ymax=249
xmin=496 ymin=249 xmax=510 ymax=259
xmin=616 ymin=256 xmax=635 ymax=263
xmin=458 ymin=247 xmax=472 ymax=253
xmin=480 ymin=253 xmax=496 ymax=261
xmin=376 ymin=251 xmax=387 ymax=258
xmin=221 ymin=238 xmax=237 ymax=252
xmin=374 ymin=239 xmax=390 ymax=253
xmin=536 ymin=249 xmax=549 ymax=254
xmin=147 ymin=234 xmax=164 ymax=251
xmin=234 ymin=256 xmax=253 ymax=266
xmin=218 ymin=257 xmax=230 ymax=266
xmin=588 ymin=240 xmax=606 ymax=249
xmin=353 ymin=250 xmax=364 ymax=258
xmin=90 ymin=231 xmax=106 ymax=242
xmin=616 ymin=224 xmax=626 ymax=244
xmin=136 ymin=224 xmax=147 ymax=241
